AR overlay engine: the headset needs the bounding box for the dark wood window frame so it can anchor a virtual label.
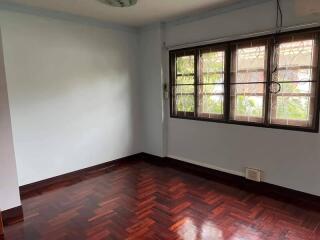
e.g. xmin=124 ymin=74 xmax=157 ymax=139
xmin=198 ymin=45 xmax=227 ymax=120
xmin=169 ymin=27 xmax=320 ymax=133
xmin=229 ymin=38 xmax=269 ymax=124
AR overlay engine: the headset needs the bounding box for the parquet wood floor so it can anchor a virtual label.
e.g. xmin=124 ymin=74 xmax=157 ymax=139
xmin=3 ymin=160 xmax=320 ymax=240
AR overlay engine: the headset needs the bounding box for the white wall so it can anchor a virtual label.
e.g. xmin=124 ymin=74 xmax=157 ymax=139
xmin=0 ymin=10 xmax=141 ymax=186
xmin=165 ymin=0 xmax=320 ymax=47
xmin=164 ymin=0 xmax=320 ymax=196
xmin=0 ymin=29 xmax=21 ymax=211
xmin=139 ymin=25 xmax=165 ymax=157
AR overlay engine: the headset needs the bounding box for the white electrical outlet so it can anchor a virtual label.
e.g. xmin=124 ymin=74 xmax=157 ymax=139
xmin=245 ymin=168 xmax=262 ymax=182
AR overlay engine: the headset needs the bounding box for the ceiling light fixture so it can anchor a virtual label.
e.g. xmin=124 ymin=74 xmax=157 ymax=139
xmin=99 ymin=0 xmax=137 ymax=7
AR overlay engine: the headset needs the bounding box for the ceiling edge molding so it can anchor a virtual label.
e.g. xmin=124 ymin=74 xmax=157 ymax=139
xmin=165 ymin=0 xmax=273 ymax=28
xmin=0 ymin=1 xmax=139 ymax=33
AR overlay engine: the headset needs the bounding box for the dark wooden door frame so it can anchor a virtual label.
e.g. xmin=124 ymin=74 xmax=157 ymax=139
xmin=0 ymin=210 xmax=4 ymax=236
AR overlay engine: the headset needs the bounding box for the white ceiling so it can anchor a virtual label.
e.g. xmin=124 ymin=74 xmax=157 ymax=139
xmin=1 ymin=0 xmax=242 ymax=27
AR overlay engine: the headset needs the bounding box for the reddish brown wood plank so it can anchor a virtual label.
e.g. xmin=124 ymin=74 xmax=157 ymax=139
xmin=3 ymin=158 xmax=320 ymax=239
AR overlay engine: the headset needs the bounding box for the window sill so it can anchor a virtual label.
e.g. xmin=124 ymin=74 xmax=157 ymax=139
xmin=170 ymin=115 xmax=319 ymax=133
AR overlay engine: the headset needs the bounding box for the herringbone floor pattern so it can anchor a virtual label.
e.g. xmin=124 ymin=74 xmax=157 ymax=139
xmin=3 ymin=160 xmax=320 ymax=240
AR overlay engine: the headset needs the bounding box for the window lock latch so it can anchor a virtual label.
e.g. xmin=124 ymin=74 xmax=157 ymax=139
xmin=269 ymin=81 xmax=281 ymax=94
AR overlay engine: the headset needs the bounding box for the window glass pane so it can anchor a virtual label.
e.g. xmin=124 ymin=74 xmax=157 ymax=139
xmin=236 ymin=96 xmax=264 ymax=118
xmin=275 ymin=96 xmax=310 ymax=121
xmin=176 ymin=85 xmax=194 ymax=94
xmin=176 ymin=76 xmax=194 ymax=84
xmin=200 ymin=51 xmax=224 ymax=84
xmin=200 ymin=95 xmax=224 ymax=116
xmin=270 ymin=82 xmax=315 ymax=127
xmin=174 ymin=85 xmax=195 ymax=113
xmin=172 ymin=54 xmax=195 ymax=117
xmin=230 ymin=43 xmax=267 ymax=123
xmin=278 ymin=68 xmax=312 ymax=82
xmin=270 ymin=38 xmax=317 ymax=128
xmin=236 ymin=71 xmax=265 ymax=83
xmin=233 ymin=83 xmax=265 ymax=94
xmin=278 ymin=40 xmax=314 ymax=68
xmin=198 ymin=50 xmax=225 ymax=118
xmin=198 ymin=84 xmax=224 ymax=117
xmin=231 ymin=83 xmax=265 ymax=122
xmin=237 ymin=46 xmax=265 ymax=71
xmin=176 ymin=95 xmax=195 ymax=112
xmin=177 ymin=55 xmax=194 ymax=75
xmin=201 ymin=84 xmax=224 ymax=93
xmin=280 ymin=82 xmax=312 ymax=94
xmin=201 ymin=73 xmax=224 ymax=84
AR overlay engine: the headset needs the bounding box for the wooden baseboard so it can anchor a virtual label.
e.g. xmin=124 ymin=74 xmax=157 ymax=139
xmin=2 ymin=206 xmax=24 ymax=226
xmin=19 ymin=153 xmax=143 ymax=199
xmin=141 ymin=153 xmax=320 ymax=212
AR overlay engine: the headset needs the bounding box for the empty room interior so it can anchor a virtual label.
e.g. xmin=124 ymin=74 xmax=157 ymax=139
xmin=1 ymin=0 xmax=320 ymax=239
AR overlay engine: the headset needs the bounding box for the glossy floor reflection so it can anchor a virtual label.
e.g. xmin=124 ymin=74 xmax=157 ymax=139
xmin=4 ymin=160 xmax=320 ymax=240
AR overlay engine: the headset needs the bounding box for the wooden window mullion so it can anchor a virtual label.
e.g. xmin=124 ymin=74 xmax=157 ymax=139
xmin=314 ymin=33 xmax=320 ymax=131
xmin=229 ymin=45 xmax=236 ymax=121
xmin=195 ymin=50 xmax=199 ymax=118
xmin=169 ymin=53 xmax=175 ymax=117
xmin=269 ymin=36 xmax=280 ymax=125
xmin=265 ymin=38 xmax=273 ymax=125
xmin=310 ymin=33 xmax=320 ymax=130
xmin=225 ymin=46 xmax=231 ymax=121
